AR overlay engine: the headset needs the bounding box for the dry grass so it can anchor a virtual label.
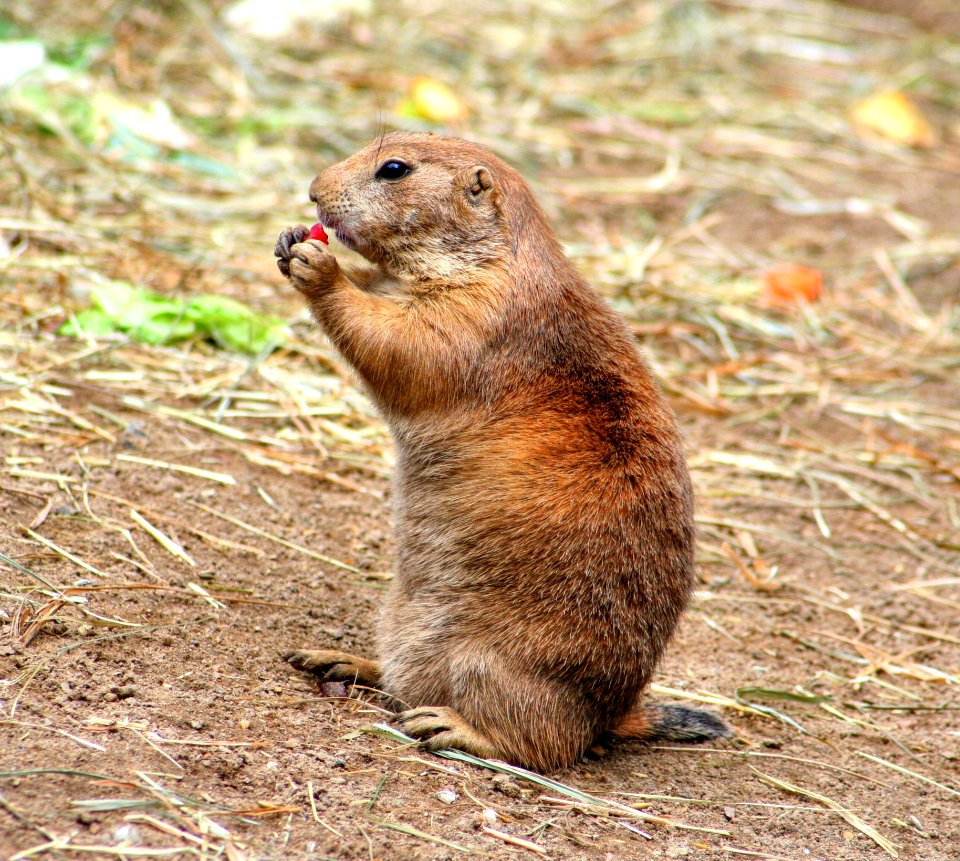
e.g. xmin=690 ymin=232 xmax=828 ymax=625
xmin=1 ymin=0 xmax=958 ymax=858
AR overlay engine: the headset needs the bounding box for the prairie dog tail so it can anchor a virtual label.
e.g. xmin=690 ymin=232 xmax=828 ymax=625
xmin=610 ymin=704 xmax=731 ymax=743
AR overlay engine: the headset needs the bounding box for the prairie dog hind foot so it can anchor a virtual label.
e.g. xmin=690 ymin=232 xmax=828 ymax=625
xmin=283 ymin=649 xmax=382 ymax=688
xmin=395 ymin=706 xmax=499 ymax=760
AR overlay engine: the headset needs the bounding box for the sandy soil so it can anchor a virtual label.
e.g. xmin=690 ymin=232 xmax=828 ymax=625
xmin=2 ymin=407 xmax=958 ymax=861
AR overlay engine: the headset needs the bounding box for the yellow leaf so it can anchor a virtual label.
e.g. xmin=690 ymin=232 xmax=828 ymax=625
xmin=850 ymin=90 xmax=936 ymax=148
xmin=408 ymin=77 xmax=467 ymax=123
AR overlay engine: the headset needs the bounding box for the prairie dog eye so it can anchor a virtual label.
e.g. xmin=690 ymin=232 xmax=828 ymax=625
xmin=376 ymin=160 xmax=412 ymax=181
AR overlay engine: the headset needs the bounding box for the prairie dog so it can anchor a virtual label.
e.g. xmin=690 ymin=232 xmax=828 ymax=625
xmin=275 ymin=132 xmax=729 ymax=771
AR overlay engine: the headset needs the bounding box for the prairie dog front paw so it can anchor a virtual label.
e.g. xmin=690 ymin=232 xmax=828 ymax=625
xmin=274 ymin=224 xmax=309 ymax=278
xmin=276 ymin=226 xmax=341 ymax=294
xmin=277 ymin=239 xmax=342 ymax=299
xmin=290 ymin=240 xmax=342 ymax=300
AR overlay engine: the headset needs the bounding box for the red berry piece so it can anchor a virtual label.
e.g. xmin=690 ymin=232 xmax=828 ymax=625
xmin=308 ymin=223 xmax=329 ymax=244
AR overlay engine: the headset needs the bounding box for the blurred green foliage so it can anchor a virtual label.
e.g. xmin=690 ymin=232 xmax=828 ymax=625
xmin=60 ymin=280 xmax=289 ymax=355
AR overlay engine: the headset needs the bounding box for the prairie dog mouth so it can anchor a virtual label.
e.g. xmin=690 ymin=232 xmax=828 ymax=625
xmin=316 ymin=210 xmax=357 ymax=251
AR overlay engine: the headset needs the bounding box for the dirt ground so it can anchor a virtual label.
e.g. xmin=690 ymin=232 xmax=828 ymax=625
xmin=2 ymin=0 xmax=959 ymax=859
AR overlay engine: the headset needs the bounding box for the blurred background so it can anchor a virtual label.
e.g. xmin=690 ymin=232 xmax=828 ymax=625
xmin=2 ymin=0 xmax=958 ymax=330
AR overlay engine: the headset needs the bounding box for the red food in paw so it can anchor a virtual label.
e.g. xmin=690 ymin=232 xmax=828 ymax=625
xmin=308 ymin=223 xmax=329 ymax=244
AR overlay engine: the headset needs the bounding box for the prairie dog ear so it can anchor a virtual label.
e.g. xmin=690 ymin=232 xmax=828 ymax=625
xmin=457 ymin=165 xmax=496 ymax=205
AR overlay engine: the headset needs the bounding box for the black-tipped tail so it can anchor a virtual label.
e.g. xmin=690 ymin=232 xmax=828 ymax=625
xmin=610 ymin=703 xmax=731 ymax=743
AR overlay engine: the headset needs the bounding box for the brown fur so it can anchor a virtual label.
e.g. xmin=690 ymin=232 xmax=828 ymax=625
xmin=275 ymin=132 xmax=729 ymax=771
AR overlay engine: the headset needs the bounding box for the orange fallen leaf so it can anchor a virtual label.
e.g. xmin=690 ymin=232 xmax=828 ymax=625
xmin=850 ymin=90 xmax=936 ymax=149
xmin=762 ymin=264 xmax=823 ymax=306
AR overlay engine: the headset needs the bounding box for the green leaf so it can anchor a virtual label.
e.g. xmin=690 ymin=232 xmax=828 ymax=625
xmin=59 ymin=279 xmax=287 ymax=355
xmin=186 ymin=295 xmax=287 ymax=355
xmin=168 ymin=151 xmax=237 ymax=179
xmin=46 ymin=35 xmax=111 ymax=72
xmin=71 ymin=798 xmax=160 ymax=812
xmin=59 ymin=308 xmax=116 ymax=337
xmin=736 ymin=686 xmax=832 ymax=704
xmin=129 ymin=312 xmax=197 ymax=345
xmin=89 ymin=279 xmax=156 ymax=319
xmin=104 ymin=124 xmax=161 ymax=160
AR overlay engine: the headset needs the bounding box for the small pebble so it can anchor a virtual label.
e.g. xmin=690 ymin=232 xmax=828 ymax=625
xmin=491 ymin=773 xmax=521 ymax=798
xmin=436 ymin=789 xmax=458 ymax=804
xmin=113 ymin=824 xmax=141 ymax=844
xmin=320 ymin=681 xmax=348 ymax=698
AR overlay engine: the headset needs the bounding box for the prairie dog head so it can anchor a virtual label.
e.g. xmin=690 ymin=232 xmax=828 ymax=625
xmin=308 ymin=132 xmax=520 ymax=285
